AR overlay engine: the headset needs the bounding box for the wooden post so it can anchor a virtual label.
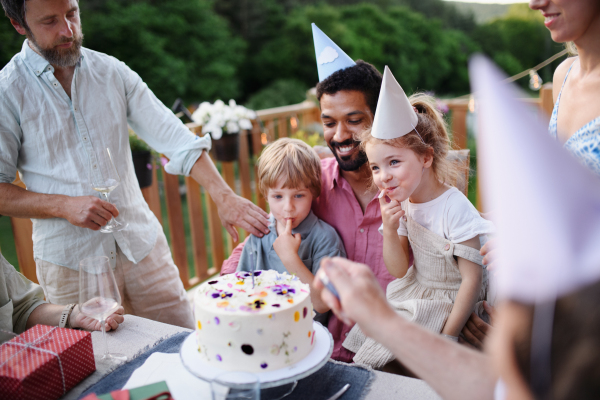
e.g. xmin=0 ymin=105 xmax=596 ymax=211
xmin=162 ymin=166 xmax=190 ymax=286
xmin=451 ymin=102 xmax=468 ymax=150
xmin=221 ymin=162 xmax=237 ymax=253
xmin=252 ymin=121 xmax=267 ymax=211
xmin=540 ymin=83 xmax=554 ymax=117
xmin=266 ymin=120 xmax=275 ymax=143
xmin=10 ymin=217 xmax=36 ymax=283
xmin=278 ymin=118 xmax=288 ymax=138
xmin=205 ymin=154 xmax=226 ymax=273
xmin=185 ymin=176 xmax=209 ymax=285
xmin=205 ymin=191 xmax=225 ymax=274
xmin=141 ymin=166 xmax=162 ymax=226
xmin=9 ymin=178 xmax=37 ymax=283
xmin=238 ymin=130 xmax=253 ymax=202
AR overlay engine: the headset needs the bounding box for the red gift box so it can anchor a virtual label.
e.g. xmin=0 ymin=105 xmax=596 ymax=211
xmin=0 ymin=324 xmax=96 ymax=400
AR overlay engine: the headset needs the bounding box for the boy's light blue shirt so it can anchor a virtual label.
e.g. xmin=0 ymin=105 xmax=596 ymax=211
xmin=236 ymin=211 xmax=346 ymax=275
xmin=0 ymin=41 xmax=211 ymax=270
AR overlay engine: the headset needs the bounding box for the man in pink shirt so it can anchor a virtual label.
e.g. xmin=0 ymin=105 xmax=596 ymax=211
xmin=222 ymin=55 xmax=396 ymax=362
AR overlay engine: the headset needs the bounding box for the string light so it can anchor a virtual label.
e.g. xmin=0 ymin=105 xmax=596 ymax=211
xmin=453 ymin=50 xmax=568 ymax=107
xmin=528 ymin=70 xmax=543 ymax=91
xmin=468 ymin=95 xmax=476 ymax=113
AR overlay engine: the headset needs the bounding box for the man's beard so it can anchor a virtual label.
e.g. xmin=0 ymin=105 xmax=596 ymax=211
xmin=27 ymin=30 xmax=83 ymax=68
xmin=328 ymin=139 xmax=368 ymax=172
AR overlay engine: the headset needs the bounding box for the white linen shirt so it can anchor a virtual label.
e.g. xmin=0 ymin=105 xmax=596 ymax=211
xmin=0 ymin=41 xmax=211 ymax=271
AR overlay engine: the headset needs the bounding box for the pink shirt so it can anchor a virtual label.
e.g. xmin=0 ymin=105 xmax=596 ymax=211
xmin=221 ymin=157 xmax=395 ymax=362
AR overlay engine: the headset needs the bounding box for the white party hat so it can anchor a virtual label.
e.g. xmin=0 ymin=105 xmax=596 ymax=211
xmin=371 ymin=66 xmax=419 ymax=140
xmin=471 ymin=55 xmax=600 ymax=304
xmin=312 ymin=23 xmax=356 ymax=82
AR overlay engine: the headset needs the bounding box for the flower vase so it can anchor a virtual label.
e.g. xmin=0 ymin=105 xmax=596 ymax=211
xmin=212 ymin=133 xmax=240 ymax=162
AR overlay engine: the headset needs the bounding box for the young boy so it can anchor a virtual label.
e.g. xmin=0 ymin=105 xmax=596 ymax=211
xmin=236 ymin=138 xmax=346 ymax=315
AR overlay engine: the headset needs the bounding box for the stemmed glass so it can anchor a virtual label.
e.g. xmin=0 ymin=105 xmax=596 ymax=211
xmin=89 ymin=147 xmax=128 ymax=233
xmin=79 ymin=256 xmax=127 ymax=363
xmin=211 ymin=372 xmax=260 ymax=400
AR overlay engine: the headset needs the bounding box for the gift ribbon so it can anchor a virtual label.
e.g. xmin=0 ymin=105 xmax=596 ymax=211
xmin=0 ymin=327 xmax=67 ymax=395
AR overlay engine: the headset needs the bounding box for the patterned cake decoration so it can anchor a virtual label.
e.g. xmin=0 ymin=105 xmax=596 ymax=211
xmin=194 ymin=270 xmax=316 ymax=372
xmin=195 ymin=270 xmax=310 ymax=314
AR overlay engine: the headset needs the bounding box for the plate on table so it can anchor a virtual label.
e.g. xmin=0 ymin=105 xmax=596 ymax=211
xmin=180 ymin=321 xmax=333 ymax=388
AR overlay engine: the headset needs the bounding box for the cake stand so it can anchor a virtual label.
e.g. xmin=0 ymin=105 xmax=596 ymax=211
xmin=179 ymin=321 xmax=333 ymax=389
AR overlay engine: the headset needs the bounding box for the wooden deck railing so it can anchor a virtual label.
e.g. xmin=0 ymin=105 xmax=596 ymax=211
xmin=7 ymin=84 xmax=554 ymax=288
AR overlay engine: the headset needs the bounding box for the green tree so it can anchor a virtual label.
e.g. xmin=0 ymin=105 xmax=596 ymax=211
xmin=472 ymin=4 xmax=563 ymax=84
xmin=82 ymin=0 xmax=243 ymax=107
xmin=293 ymin=0 xmax=476 ymax=32
xmin=245 ymin=79 xmax=308 ymax=110
xmin=0 ymin=18 xmax=26 ymax=68
xmin=213 ymin=0 xmax=288 ymax=98
xmin=249 ymin=3 xmax=477 ymax=97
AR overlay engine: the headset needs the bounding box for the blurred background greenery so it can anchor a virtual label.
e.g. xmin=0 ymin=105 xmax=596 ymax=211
xmin=0 ymin=0 xmax=561 ymax=270
xmin=1 ymin=0 xmax=563 ymax=109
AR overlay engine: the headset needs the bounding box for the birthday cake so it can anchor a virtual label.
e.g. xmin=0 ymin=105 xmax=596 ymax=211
xmin=194 ymin=270 xmax=316 ymax=372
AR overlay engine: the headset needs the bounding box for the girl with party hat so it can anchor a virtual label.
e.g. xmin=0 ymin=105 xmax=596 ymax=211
xmin=342 ymin=66 xmax=494 ymax=369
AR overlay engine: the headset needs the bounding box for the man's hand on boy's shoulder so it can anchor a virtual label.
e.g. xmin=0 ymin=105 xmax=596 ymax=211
xmin=273 ymin=219 xmax=302 ymax=262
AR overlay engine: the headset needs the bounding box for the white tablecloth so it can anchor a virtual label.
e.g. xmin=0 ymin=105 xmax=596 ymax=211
xmin=63 ymin=315 xmax=441 ymax=400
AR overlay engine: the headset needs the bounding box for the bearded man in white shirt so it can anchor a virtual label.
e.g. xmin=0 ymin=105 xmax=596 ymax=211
xmin=0 ymin=0 xmax=270 ymax=329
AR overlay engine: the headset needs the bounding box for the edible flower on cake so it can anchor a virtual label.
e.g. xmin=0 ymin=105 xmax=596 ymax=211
xmin=193 ymin=270 xmax=316 ymax=372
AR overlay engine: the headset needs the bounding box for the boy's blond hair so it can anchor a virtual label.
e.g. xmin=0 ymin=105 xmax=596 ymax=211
xmin=257 ymin=138 xmax=322 ymax=198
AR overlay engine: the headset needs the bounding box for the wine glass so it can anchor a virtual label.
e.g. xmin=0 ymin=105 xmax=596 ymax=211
xmin=89 ymin=147 xmax=128 ymax=233
xmin=79 ymin=256 xmax=127 ymax=363
xmin=211 ymin=372 xmax=260 ymax=400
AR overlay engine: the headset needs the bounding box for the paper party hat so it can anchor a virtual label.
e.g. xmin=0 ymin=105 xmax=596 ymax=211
xmin=371 ymin=66 xmax=419 ymax=140
xmin=312 ymin=23 xmax=356 ymax=82
xmin=471 ymin=55 xmax=600 ymax=304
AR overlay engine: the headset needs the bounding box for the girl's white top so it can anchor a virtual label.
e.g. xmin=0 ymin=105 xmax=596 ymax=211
xmin=379 ymin=187 xmax=494 ymax=244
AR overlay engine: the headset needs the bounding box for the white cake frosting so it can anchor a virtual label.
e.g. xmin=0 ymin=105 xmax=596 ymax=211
xmin=194 ymin=270 xmax=316 ymax=372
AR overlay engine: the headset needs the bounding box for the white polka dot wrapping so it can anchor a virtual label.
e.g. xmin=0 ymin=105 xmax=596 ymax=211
xmin=0 ymin=325 xmax=96 ymax=400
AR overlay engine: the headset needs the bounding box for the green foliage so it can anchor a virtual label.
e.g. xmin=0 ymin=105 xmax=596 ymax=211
xmin=471 ymin=4 xmax=563 ymax=85
xmin=0 ymin=18 xmax=26 ymax=68
xmin=247 ymin=3 xmax=477 ymax=97
xmin=129 ymin=130 xmax=151 ymax=153
xmin=287 ymin=0 xmax=477 ymax=32
xmin=80 ymin=0 xmax=244 ymax=106
xmin=245 ymin=79 xmax=308 ymax=110
xmin=0 ymin=0 xmax=563 ymax=108
xmin=291 ymin=129 xmax=324 ymax=148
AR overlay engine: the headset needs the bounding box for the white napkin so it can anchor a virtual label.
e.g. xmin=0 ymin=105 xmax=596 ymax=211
xmin=123 ymin=353 xmax=211 ymax=400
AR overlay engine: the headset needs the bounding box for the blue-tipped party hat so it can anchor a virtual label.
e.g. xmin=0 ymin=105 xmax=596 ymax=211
xmin=312 ymin=23 xmax=356 ymax=82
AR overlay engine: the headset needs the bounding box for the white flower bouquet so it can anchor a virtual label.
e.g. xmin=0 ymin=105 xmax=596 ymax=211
xmin=191 ymin=99 xmax=257 ymax=140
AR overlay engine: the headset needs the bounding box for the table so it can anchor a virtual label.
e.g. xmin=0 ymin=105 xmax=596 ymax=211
xmin=64 ymin=315 xmax=441 ymax=400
